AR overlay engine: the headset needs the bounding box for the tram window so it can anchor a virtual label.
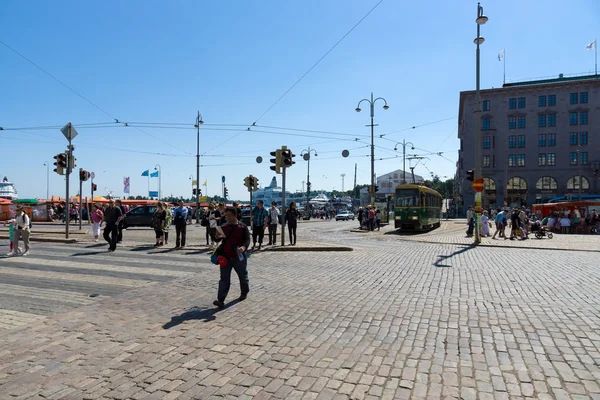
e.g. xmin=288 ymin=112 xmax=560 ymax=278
xmin=396 ymin=189 xmax=419 ymax=206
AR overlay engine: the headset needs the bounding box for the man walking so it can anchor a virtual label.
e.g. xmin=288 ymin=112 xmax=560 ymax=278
xmin=173 ymin=200 xmax=188 ymax=249
xmin=266 ymin=201 xmax=280 ymax=245
xmin=492 ymin=208 xmax=505 ymax=239
xmin=250 ymin=200 xmax=268 ymax=251
xmin=12 ymin=206 xmax=31 ymax=256
xmin=103 ymin=199 xmax=122 ymax=252
xmin=213 ymin=206 xmax=250 ymax=309
xmin=115 ymin=200 xmax=127 ymax=243
xmin=466 ymin=206 xmax=474 ymax=237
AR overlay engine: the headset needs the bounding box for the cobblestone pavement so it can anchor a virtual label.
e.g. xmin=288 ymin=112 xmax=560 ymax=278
xmin=1 ymin=230 xmax=600 ymax=399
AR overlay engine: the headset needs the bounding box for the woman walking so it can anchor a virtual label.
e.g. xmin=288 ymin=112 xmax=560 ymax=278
xmin=90 ymin=203 xmax=104 ymax=241
xmin=207 ymin=203 xmax=220 ymax=249
xmin=285 ymin=201 xmax=301 ymax=245
xmin=162 ymin=202 xmax=173 ymax=245
xmin=151 ymin=202 xmax=167 ymax=247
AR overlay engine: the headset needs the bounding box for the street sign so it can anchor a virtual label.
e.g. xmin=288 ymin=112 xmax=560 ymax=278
xmin=90 ymin=172 xmax=95 ymax=179
xmin=60 ymin=123 xmax=78 ymax=140
xmin=149 ymin=191 xmax=159 ymax=198
xmin=472 ymin=178 xmax=484 ymax=192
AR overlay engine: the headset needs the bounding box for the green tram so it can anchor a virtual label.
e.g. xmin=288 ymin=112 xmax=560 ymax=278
xmin=394 ymin=184 xmax=442 ymax=230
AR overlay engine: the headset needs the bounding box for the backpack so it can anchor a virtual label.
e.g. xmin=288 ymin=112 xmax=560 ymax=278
xmin=23 ymin=214 xmax=32 ymax=229
xmin=502 ymin=215 xmax=507 ymax=226
xmin=151 ymin=211 xmax=162 ymax=229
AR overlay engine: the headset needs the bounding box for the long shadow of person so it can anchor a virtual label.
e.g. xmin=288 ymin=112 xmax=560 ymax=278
xmin=162 ymin=300 xmax=241 ymax=329
xmin=434 ymin=245 xmax=475 ymax=268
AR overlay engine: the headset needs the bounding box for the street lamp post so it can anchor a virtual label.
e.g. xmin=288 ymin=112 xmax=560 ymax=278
xmin=301 ymin=147 xmax=318 ymax=217
xmin=195 ymin=112 xmax=204 ymax=223
xmin=43 ymin=162 xmax=49 ymax=199
xmin=154 ymin=164 xmax=161 ymax=200
xmin=473 ymin=2 xmax=488 ymax=244
xmin=394 ymin=140 xmax=415 ymax=184
xmin=356 ymin=93 xmax=389 ymax=207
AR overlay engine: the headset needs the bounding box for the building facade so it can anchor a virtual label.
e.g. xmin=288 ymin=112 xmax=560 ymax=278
xmin=457 ymin=74 xmax=600 ymax=211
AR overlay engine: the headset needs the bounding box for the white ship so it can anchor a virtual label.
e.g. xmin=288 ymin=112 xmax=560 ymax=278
xmin=0 ymin=176 xmax=18 ymax=200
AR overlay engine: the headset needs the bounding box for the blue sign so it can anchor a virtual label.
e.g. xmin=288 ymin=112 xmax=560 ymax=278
xmin=149 ymin=191 xmax=159 ymax=198
xmin=222 ymin=175 xmax=225 ymax=183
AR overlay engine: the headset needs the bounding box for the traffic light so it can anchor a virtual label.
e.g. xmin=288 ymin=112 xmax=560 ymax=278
xmin=53 ymin=153 xmax=68 ymax=175
xmin=69 ymin=155 xmax=76 ymax=173
xmin=253 ymin=177 xmax=259 ymax=191
xmin=375 ymin=185 xmax=379 ymax=193
xmin=224 ymin=186 xmax=229 ymax=199
xmin=466 ymin=169 xmax=474 ymax=181
xmin=281 ymin=149 xmax=295 ymax=168
xmin=270 ymin=150 xmax=282 ymax=174
xmin=244 ymin=176 xmax=250 ymax=189
xmin=79 ymin=168 xmax=89 ymax=181
xmin=306 ymin=182 xmax=311 ymax=193
xmin=193 ymin=188 xmax=197 ymax=196
xmin=92 ymin=183 xmax=97 ymax=192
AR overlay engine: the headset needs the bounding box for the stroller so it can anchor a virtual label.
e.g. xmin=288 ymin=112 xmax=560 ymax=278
xmin=534 ymin=226 xmax=553 ymax=239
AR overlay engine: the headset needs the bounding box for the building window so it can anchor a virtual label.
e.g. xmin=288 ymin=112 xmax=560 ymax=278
xmin=538 ymin=96 xmax=547 ymax=107
xmin=517 ymin=154 xmax=525 ymax=167
xmin=509 ymin=98 xmax=517 ymax=109
xmin=482 ymin=118 xmax=491 ymax=130
xmin=570 ymin=93 xmax=578 ymax=105
xmin=537 ymin=176 xmax=558 ymax=190
xmin=580 ymin=111 xmax=588 ymax=125
xmin=483 ymin=155 xmax=490 ymax=168
xmin=570 ymin=152 xmax=578 ymax=165
xmin=538 ymin=153 xmax=547 ymax=166
xmin=548 ymin=133 xmax=556 ymax=146
xmin=518 ymin=116 xmax=526 ymax=129
xmin=483 ymin=136 xmax=491 ymax=149
xmin=508 ymin=155 xmax=516 ymax=167
xmin=580 ymin=131 xmax=588 ymax=145
xmin=483 ymin=100 xmax=490 ymax=111
xmin=581 ymin=152 xmax=588 ymax=165
xmin=538 ymin=114 xmax=546 ymax=127
xmin=548 ymin=95 xmax=556 ymax=106
xmin=548 ymin=113 xmax=556 ymax=127
xmin=509 ymin=135 xmax=517 ymax=148
xmin=580 ymin=92 xmax=588 ymax=104
xmin=568 ymin=176 xmax=590 ymax=190
xmin=538 ymin=134 xmax=546 ymax=147
xmin=509 ymin=116 xmax=517 ymax=129
xmin=570 ymin=112 xmax=578 ymax=125
xmin=569 ymin=132 xmax=578 ymax=145
xmin=518 ymin=135 xmax=526 ymax=148
xmin=548 ymin=153 xmax=556 ymax=166
xmin=518 ymin=97 xmax=526 ymax=108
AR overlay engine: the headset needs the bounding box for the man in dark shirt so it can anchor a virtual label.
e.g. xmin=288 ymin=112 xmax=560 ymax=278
xmin=103 ymin=199 xmax=123 ymax=252
xmin=115 ymin=199 xmax=127 ymax=243
xmin=213 ymin=206 xmax=251 ymax=309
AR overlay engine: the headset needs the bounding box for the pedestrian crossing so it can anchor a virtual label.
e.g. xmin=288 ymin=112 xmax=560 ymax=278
xmin=0 ymin=243 xmax=213 ymax=330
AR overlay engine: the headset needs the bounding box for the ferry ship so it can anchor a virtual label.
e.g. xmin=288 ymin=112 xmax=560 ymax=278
xmin=0 ymin=176 xmax=18 ymax=200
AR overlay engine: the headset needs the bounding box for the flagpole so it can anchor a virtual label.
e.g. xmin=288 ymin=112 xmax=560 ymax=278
xmin=595 ymin=38 xmax=597 ymax=75
xmin=503 ymin=49 xmax=506 ymax=84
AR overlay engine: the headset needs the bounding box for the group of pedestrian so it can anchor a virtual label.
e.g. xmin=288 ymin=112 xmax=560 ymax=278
xmin=247 ymin=200 xmax=301 ymax=250
xmin=357 ymin=206 xmax=381 ymax=231
xmin=4 ymin=205 xmax=31 ymax=256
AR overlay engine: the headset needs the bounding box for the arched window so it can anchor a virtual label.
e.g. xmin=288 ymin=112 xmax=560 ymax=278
xmin=484 ymin=178 xmax=496 ymax=191
xmin=507 ymin=177 xmax=527 ymax=190
xmin=567 ymin=176 xmax=590 ymax=190
xmin=536 ymin=176 xmax=558 ymax=190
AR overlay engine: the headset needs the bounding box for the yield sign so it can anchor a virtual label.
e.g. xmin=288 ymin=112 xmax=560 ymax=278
xmin=472 ymin=178 xmax=485 ymax=192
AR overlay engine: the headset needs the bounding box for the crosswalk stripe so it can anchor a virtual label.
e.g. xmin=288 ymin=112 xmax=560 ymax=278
xmin=0 ymin=267 xmax=149 ymax=288
xmin=0 ymin=309 xmax=46 ymax=329
xmin=28 ymin=250 xmax=210 ymax=268
xmin=0 ymin=283 xmax=95 ymax=305
xmin=5 ymin=257 xmax=193 ymax=278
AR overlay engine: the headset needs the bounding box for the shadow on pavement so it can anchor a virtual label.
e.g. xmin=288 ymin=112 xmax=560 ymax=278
xmin=185 ymin=249 xmax=212 ymax=255
xmin=72 ymin=251 xmax=107 ymax=256
xmin=385 ymin=228 xmax=438 ymax=236
xmin=129 ymin=246 xmax=156 ymax=252
xmin=85 ymin=243 xmax=108 ymax=248
xmin=434 ymin=245 xmax=475 ymax=268
xmin=162 ymin=301 xmax=240 ymax=329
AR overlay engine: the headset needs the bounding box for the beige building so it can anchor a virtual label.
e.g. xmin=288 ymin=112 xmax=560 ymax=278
xmin=457 ymin=73 xmax=600 ymax=210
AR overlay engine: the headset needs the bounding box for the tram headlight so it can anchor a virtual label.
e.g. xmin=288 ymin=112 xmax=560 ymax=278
xmin=411 ymin=216 xmax=418 ymax=220
xmin=395 ymin=216 xmax=401 ymax=220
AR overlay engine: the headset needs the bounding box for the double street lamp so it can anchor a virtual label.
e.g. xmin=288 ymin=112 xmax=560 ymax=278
xmin=355 ymin=93 xmax=389 ymax=206
xmin=301 ymin=147 xmax=318 ymax=214
xmin=394 ymin=140 xmax=415 ymax=184
xmin=194 ymin=112 xmax=204 ymax=223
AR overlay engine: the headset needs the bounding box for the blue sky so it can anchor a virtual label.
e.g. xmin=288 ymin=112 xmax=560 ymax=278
xmin=1 ymin=0 xmax=599 ymax=200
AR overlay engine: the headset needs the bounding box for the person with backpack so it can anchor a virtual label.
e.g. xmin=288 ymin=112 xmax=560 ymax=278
xmin=212 ymin=206 xmax=251 ymax=309
xmin=150 ymin=202 xmax=167 ymax=247
xmin=173 ymin=200 xmax=188 ymax=249
xmin=12 ymin=205 xmax=31 ymax=256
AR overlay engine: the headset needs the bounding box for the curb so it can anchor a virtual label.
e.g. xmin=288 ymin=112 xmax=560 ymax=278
xmin=0 ymin=235 xmax=78 ymax=244
xmin=263 ymin=246 xmax=353 ymax=252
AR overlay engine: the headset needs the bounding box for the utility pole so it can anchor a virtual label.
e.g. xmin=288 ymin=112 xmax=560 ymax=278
xmin=195 ymin=112 xmax=203 ymax=223
xmin=353 ymin=163 xmax=357 ymax=197
xmin=341 ymin=174 xmax=346 ymax=193
xmin=60 ymin=123 xmax=78 ymax=239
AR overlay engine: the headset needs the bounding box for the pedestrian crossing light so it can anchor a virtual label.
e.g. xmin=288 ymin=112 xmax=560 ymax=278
xmin=193 ymin=188 xmax=197 ymax=196
xmin=224 ymin=186 xmax=229 ymax=199
xmin=79 ymin=168 xmax=89 ymax=181
xmin=92 ymin=183 xmax=97 ymax=192
xmin=466 ymin=169 xmax=475 ymax=181
xmin=282 ymin=148 xmax=295 ymax=168
xmin=53 ymin=153 xmax=68 ymax=175
xmin=244 ymin=176 xmax=251 ymax=189
xmin=253 ymin=177 xmax=259 ymax=191
xmin=270 ymin=150 xmax=282 ymax=174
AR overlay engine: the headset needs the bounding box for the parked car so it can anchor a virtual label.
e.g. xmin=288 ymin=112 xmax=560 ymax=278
xmin=335 ymin=211 xmax=355 ymax=221
xmin=123 ymin=205 xmax=157 ymax=228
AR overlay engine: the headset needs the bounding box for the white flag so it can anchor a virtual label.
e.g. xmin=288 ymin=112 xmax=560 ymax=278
xmin=587 ymin=40 xmax=596 ymax=50
xmin=498 ymin=49 xmax=505 ymax=61
xmin=123 ymin=177 xmax=130 ymax=194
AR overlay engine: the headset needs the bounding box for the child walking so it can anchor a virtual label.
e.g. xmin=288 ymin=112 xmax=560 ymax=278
xmin=4 ymin=218 xmax=21 ymax=256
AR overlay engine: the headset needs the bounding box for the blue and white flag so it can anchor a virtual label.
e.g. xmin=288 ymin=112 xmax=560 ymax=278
xmin=141 ymin=169 xmax=149 ymax=177
xmin=586 ymin=40 xmax=596 ymax=51
xmin=150 ymin=170 xmax=159 ymax=178
xmin=498 ymin=49 xmax=505 ymax=61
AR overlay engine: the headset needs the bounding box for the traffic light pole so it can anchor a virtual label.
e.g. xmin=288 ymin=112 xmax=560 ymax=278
xmin=90 ymin=177 xmax=94 ymax=226
xmin=281 ymin=165 xmax=287 ymax=246
xmin=79 ymin=177 xmax=83 ymax=230
xmin=65 ymin=137 xmax=72 ymax=239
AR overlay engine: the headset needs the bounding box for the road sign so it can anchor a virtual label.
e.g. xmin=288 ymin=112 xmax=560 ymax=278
xmin=90 ymin=172 xmax=95 ymax=179
xmin=149 ymin=191 xmax=159 ymax=198
xmin=472 ymin=178 xmax=484 ymax=192
xmin=60 ymin=123 xmax=78 ymax=140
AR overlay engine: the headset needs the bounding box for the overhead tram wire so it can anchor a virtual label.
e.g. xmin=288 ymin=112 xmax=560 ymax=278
xmin=378 ymin=116 xmax=456 ymax=138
